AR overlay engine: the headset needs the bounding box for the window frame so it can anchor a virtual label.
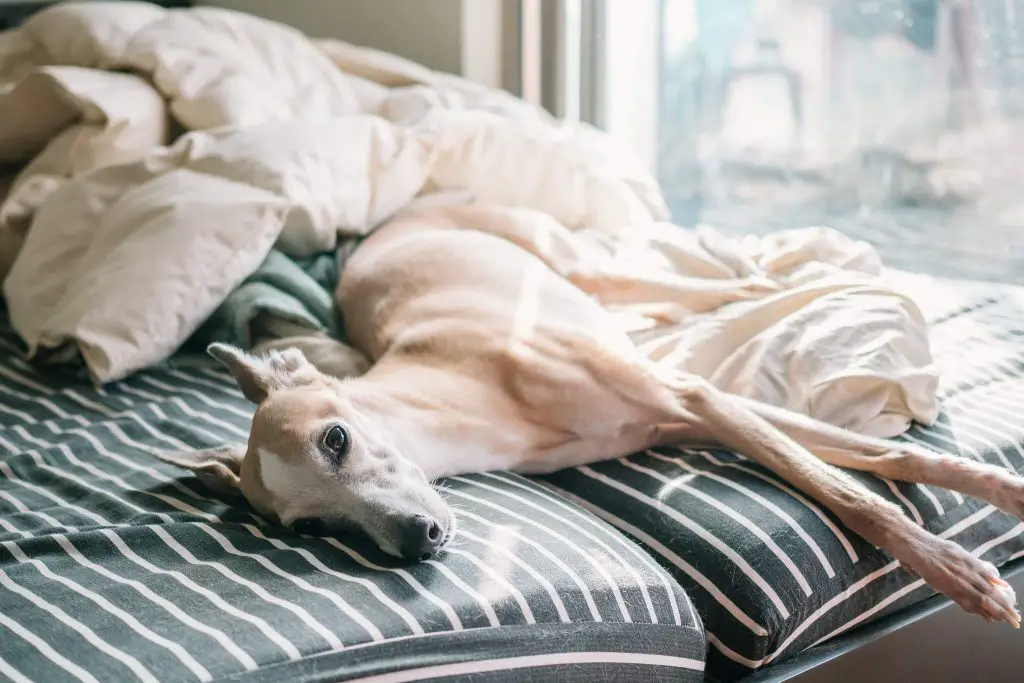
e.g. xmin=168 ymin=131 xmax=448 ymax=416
xmin=506 ymin=0 xmax=663 ymax=174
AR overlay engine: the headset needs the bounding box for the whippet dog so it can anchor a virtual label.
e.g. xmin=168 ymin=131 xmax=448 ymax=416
xmin=159 ymin=205 xmax=1022 ymax=628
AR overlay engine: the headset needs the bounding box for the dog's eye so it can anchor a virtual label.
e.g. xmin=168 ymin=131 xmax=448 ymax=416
xmin=321 ymin=425 xmax=350 ymax=457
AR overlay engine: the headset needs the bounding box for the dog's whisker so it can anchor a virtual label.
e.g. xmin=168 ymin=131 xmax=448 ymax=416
xmin=437 ymin=533 xmax=468 ymax=554
xmin=445 ymin=503 xmax=469 ymax=518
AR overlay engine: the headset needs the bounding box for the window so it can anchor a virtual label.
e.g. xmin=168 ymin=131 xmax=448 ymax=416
xmin=525 ymin=0 xmax=1023 ymax=284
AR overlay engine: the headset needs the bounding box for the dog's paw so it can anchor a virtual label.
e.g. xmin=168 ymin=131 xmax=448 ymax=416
xmin=905 ymin=538 xmax=1020 ymax=628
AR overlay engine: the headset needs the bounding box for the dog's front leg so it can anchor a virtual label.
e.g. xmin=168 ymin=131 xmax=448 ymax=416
xmin=668 ymin=378 xmax=1021 ymax=627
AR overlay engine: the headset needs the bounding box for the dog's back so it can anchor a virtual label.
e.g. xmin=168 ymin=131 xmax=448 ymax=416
xmin=337 ymin=206 xmax=632 ymax=366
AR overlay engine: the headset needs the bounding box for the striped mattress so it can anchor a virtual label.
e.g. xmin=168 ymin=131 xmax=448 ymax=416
xmin=545 ymin=272 xmax=1024 ymax=680
xmin=3 ymin=271 xmax=1024 ymax=682
xmin=0 ymin=313 xmax=705 ymax=683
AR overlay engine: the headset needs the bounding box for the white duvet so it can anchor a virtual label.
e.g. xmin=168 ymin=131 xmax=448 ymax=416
xmin=0 ymin=1 xmax=938 ymax=437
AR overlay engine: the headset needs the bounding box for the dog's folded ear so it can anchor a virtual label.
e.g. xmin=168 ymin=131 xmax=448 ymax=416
xmin=155 ymin=445 xmax=245 ymax=495
xmin=207 ymin=343 xmax=316 ymax=403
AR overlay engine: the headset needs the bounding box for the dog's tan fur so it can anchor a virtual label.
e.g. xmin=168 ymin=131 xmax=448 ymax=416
xmin=161 ymin=204 xmax=1022 ymax=627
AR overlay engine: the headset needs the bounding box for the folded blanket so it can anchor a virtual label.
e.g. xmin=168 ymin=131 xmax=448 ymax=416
xmin=0 ymin=1 xmax=940 ymax=438
xmin=189 ymin=247 xmax=342 ymax=351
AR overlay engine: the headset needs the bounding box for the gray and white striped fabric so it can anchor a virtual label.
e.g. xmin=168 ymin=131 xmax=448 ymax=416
xmin=0 ymin=314 xmax=705 ymax=683
xmin=545 ymin=274 xmax=1024 ymax=681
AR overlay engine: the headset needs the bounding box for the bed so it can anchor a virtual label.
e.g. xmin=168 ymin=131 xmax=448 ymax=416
xmin=0 ymin=306 xmax=707 ymax=683
xmin=2 ymin=2 xmax=1024 ymax=682
xmin=3 ymin=270 xmax=1023 ymax=683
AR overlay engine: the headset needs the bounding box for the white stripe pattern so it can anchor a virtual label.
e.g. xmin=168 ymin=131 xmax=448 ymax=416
xmin=0 ymin=328 xmax=695 ymax=682
xmin=444 ymin=489 xmax=628 ymax=621
xmin=2 ymin=541 xmax=212 ymax=681
xmin=0 ymin=653 xmax=33 ymax=683
xmin=5 ymin=274 xmax=1024 ymax=682
xmin=0 ymin=570 xmax=158 ymax=683
xmin=507 ymin=474 xmax=687 ymax=627
xmin=0 ymin=610 xmax=102 ymax=683
xmin=652 ymin=449 xmax=837 ymax=577
xmin=622 ymin=457 xmax=814 ymax=595
xmin=51 ymin=534 xmax=258 ymax=671
xmin=578 ymin=465 xmax=792 ymax=619
xmin=341 ymin=652 xmax=705 ymax=683
xmin=452 ymin=475 xmax=662 ymax=623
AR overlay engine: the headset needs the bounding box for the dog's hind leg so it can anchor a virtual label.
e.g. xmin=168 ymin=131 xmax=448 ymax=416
xmin=733 ymin=396 xmax=1024 ymax=521
xmin=660 ymin=376 xmax=1020 ymax=627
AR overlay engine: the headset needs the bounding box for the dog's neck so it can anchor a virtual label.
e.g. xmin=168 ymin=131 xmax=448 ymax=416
xmin=338 ymin=363 xmax=514 ymax=480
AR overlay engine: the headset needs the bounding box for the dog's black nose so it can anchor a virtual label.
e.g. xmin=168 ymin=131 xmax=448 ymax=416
xmin=398 ymin=515 xmax=444 ymax=561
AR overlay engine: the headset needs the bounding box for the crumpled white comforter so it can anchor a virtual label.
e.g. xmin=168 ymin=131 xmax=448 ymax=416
xmin=0 ymin=1 xmax=938 ymax=437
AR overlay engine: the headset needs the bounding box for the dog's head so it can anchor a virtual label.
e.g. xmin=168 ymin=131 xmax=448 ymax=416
xmin=157 ymin=344 xmax=454 ymax=561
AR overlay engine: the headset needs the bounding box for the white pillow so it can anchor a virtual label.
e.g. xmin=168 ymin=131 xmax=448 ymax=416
xmin=5 ymin=166 xmax=289 ymax=383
